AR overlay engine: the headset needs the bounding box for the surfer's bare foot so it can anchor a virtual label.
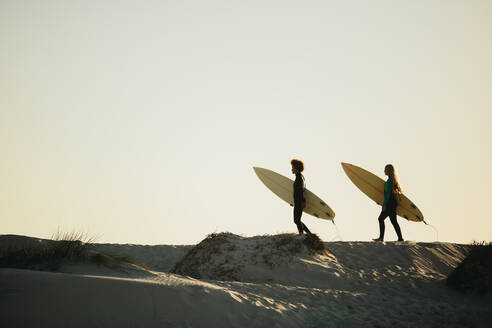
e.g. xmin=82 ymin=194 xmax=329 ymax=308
xmin=372 ymin=237 xmax=383 ymax=242
xmin=397 ymin=238 xmax=404 ymax=242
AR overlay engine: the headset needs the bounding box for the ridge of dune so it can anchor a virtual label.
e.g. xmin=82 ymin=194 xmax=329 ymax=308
xmin=171 ymin=233 xmax=471 ymax=291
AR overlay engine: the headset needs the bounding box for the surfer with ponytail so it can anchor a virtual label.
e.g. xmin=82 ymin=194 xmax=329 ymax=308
xmin=373 ymin=164 xmax=404 ymax=242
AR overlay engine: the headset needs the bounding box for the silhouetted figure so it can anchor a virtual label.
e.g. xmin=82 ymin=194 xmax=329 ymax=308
xmin=373 ymin=164 xmax=404 ymax=242
xmin=291 ymin=159 xmax=311 ymax=235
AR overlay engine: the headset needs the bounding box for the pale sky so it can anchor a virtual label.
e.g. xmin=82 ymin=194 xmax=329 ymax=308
xmin=1 ymin=0 xmax=491 ymax=245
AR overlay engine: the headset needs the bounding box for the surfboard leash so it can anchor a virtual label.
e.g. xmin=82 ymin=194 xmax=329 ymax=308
xmin=423 ymin=220 xmax=439 ymax=241
xmin=331 ymin=220 xmax=343 ymax=241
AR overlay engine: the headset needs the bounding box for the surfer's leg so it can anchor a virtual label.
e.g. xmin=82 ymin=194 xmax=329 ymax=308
xmin=389 ymin=212 xmax=403 ymax=241
xmin=293 ymin=206 xmax=304 ymax=234
xmin=377 ymin=211 xmax=389 ymax=240
xmin=301 ymin=222 xmax=311 ymax=235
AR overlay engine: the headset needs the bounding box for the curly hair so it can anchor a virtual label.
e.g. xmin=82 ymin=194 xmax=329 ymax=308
xmin=290 ymin=159 xmax=304 ymax=172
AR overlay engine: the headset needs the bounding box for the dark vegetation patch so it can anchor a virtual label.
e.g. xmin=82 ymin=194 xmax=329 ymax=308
xmin=271 ymin=233 xmax=329 ymax=256
xmin=303 ymin=233 xmax=330 ymax=255
xmin=446 ymin=241 xmax=492 ymax=295
xmin=0 ymin=232 xmax=146 ymax=272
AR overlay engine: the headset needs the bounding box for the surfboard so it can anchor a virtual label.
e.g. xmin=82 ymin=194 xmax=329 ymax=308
xmin=341 ymin=162 xmax=424 ymax=222
xmin=253 ymin=167 xmax=335 ymax=221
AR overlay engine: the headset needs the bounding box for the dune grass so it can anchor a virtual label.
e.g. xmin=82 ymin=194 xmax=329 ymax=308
xmin=0 ymin=231 xmax=93 ymax=271
xmin=446 ymin=241 xmax=492 ymax=295
xmin=302 ymin=233 xmax=330 ymax=255
xmin=0 ymin=231 xmax=146 ymax=272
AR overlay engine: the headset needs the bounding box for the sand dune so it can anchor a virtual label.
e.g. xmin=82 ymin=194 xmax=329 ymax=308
xmin=1 ymin=233 xmax=490 ymax=327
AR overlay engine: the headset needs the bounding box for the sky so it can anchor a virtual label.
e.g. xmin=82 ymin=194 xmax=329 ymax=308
xmin=1 ymin=0 xmax=491 ymax=245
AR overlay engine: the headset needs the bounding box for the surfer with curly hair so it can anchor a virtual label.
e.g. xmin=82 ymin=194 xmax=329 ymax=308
xmin=373 ymin=164 xmax=404 ymax=242
xmin=291 ymin=159 xmax=311 ymax=235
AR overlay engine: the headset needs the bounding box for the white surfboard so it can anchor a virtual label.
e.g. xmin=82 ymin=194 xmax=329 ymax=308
xmin=341 ymin=162 xmax=424 ymax=222
xmin=253 ymin=167 xmax=335 ymax=221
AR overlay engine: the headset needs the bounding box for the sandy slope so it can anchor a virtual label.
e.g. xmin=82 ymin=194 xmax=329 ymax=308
xmin=1 ymin=234 xmax=491 ymax=328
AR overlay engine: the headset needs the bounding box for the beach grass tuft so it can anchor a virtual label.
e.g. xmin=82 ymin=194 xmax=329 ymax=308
xmin=303 ymin=233 xmax=330 ymax=255
xmin=0 ymin=230 xmax=145 ymax=272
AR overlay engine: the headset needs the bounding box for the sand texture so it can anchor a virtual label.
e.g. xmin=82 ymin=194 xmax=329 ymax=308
xmin=1 ymin=233 xmax=491 ymax=327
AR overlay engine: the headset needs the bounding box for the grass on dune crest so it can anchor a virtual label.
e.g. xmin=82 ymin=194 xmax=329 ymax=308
xmin=270 ymin=232 xmax=330 ymax=256
xmin=0 ymin=231 xmax=147 ymax=272
xmin=446 ymin=241 xmax=492 ymax=296
xmin=303 ymin=233 xmax=330 ymax=255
